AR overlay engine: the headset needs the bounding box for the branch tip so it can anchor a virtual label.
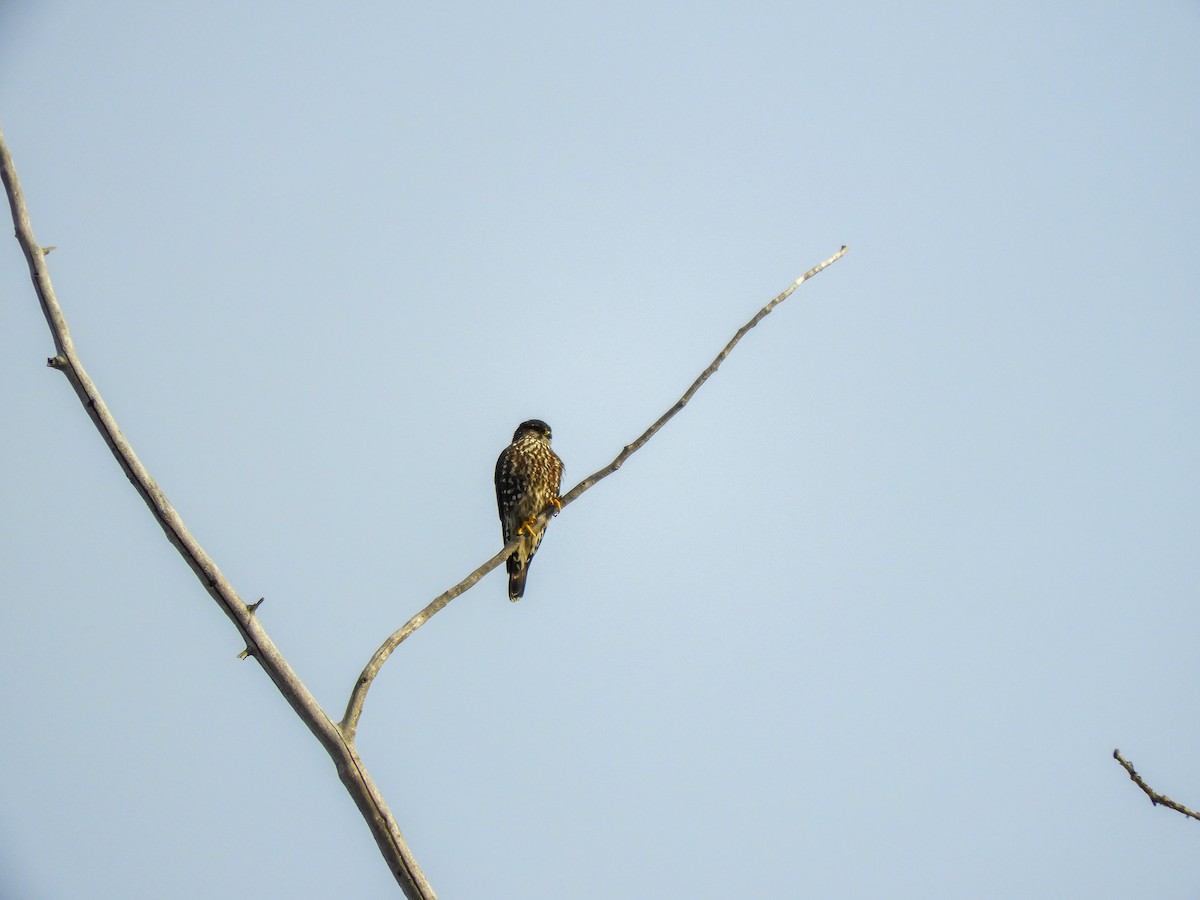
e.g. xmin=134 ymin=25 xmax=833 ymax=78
xmin=1112 ymin=747 xmax=1200 ymax=821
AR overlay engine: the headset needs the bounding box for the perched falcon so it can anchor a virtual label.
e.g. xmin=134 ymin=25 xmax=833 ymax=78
xmin=495 ymin=419 xmax=564 ymax=601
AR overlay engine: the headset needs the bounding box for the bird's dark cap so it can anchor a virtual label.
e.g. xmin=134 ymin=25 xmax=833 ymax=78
xmin=513 ymin=419 xmax=552 ymax=440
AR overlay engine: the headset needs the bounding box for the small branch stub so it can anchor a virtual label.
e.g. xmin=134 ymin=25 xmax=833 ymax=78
xmin=47 ymin=355 xmax=66 ymax=369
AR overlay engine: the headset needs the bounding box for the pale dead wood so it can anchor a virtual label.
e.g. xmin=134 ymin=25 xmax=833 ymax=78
xmin=0 ymin=128 xmax=435 ymax=900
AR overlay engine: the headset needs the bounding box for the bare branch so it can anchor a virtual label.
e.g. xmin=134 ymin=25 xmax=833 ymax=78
xmin=1113 ymin=749 xmax=1200 ymax=822
xmin=1 ymin=128 xmax=436 ymax=900
xmin=343 ymin=245 xmax=849 ymax=737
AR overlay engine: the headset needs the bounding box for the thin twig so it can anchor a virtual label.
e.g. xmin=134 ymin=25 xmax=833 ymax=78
xmin=342 ymin=245 xmax=849 ymax=738
xmin=1113 ymin=749 xmax=1200 ymax=822
xmin=0 ymin=128 xmax=436 ymax=900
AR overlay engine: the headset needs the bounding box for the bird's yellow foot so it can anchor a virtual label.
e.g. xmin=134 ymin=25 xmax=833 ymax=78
xmin=550 ymin=497 xmax=563 ymax=513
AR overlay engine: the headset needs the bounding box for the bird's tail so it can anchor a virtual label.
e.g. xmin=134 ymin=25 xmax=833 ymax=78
xmin=507 ymin=558 xmax=528 ymax=602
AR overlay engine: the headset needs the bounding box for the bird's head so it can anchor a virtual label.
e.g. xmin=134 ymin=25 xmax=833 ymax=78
xmin=513 ymin=419 xmax=553 ymax=442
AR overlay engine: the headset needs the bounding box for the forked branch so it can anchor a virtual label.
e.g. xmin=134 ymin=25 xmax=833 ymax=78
xmin=4 ymin=119 xmax=848 ymax=895
xmin=341 ymin=245 xmax=849 ymax=739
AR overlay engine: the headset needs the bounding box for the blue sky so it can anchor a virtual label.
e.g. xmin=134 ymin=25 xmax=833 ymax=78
xmin=2 ymin=2 xmax=1198 ymax=897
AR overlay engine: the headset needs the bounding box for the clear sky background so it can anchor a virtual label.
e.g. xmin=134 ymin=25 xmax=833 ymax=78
xmin=2 ymin=3 xmax=1198 ymax=898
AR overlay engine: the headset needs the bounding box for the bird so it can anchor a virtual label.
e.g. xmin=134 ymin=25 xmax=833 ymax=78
xmin=494 ymin=419 xmax=564 ymax=601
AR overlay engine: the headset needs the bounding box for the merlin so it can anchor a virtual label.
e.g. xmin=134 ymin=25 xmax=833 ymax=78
xmin=495 ymin=419 xmax=564 ymax=601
